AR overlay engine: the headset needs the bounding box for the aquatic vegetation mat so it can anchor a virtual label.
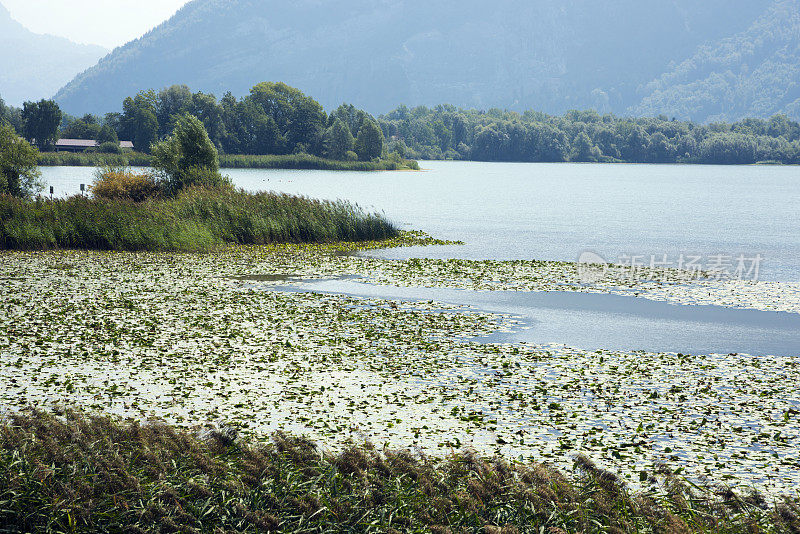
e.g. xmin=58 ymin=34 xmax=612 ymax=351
xmin=1 ymin=242 xmax=799 ymax=504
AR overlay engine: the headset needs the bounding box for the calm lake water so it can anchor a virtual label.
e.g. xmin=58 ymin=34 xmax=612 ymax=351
xmin=273 ymin=278 xmax=800 ymax=357
xmin=42 ymin=161 xmax=800 ymax=281
xmin=40 ymin=162 xmax=800 ymax=355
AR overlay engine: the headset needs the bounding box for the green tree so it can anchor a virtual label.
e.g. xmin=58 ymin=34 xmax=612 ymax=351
xmin=248 ymin=82 xmax=326 ymax=153
xmin=120 ymin=91 xmax=160 ymax=153
xmin=188 ymin=92 xmax=225 ymax=148
xmin=22 ymin=100 xmax=62 ymax=150
xmin=330 ymin=104 xmax=367 ymax=135
xmin=323 ymin=119 xmax=354 ymax=160
xmin=151 ymin=114 xmax=226 ymax=194
xmin=156 ymin=85 xmax=193 ymax=137
xmin=570 ymin=131 xmax=602 ymax=162
xmin=0 ymin=122 xmax=41 ymax=197
xmin=647 ymin=132 xmax=676 ymax=162
xmin=131 ymin=108 xmax=159 ymax=153
xmin=61 ymin=114 xmax=102 ymax=140
xmin=354 ymin=119 xmax=384 ymax=161
xmin=97 ymin=124 xmax=119 ymax=145
xmin=0 ymin=98 xmax=22 ymax=134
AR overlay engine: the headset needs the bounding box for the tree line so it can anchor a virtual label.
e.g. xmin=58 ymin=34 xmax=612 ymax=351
xmin=379 ymin=106 xmax=800 ymax=165
xmin=0 ymin=83 xmax=385 ymax=162
xmin=5 ymin=90 xmax=800 ymax=166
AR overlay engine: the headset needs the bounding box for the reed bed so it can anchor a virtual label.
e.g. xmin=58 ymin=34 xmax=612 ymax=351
xmin=0 ymin=188 xmax=397 ymax=251
xmin=219 ymin=153 xmax=420 ymax=170
xmin=37 ymin=151 xmax=152 ymax=167
xmin=0 ymin=411 xmax=796 ymax=533
xmin=37 ymin=152 xmax=419 ymax=171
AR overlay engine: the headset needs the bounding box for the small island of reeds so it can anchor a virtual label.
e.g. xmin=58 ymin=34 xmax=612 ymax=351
xmin=2 ymin=116 xmax=399 ymax=251
xmin=0 ymin=187 xmax=398 ymax=251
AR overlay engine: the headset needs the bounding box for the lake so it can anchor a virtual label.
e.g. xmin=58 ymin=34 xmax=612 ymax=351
xmin=41 ymin=161 xmax=800 ymax=281
xmin=37 ymin=162 xmax=800 ymax=356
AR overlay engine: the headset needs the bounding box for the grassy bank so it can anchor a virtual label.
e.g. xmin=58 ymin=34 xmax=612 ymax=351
xmin=37 ymin=151 xmax=152 ymax=167
xmin=0 ymin=188 xmax=397 ymax=251
xmin=37 ymin=152 xmax=419 ymax=171
xmin=0 ymin=411 xmax=796 ymax=534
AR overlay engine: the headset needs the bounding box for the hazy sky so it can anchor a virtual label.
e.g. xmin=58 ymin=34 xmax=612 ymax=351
xmin=2 ymin=0 xmax=192 ymax=49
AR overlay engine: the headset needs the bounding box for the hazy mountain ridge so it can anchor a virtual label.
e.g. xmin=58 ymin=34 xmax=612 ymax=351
xmin=52 ymin=0 xmax=781 ymax=118
xmin=632 ymin=0 xmax=800 ymax=121
xmin=0 ymin=3 xmax=108 ymax=106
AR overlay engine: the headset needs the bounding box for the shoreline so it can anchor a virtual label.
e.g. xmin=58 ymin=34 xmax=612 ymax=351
xmin=36 ymin=152 xmax=420 ymax=171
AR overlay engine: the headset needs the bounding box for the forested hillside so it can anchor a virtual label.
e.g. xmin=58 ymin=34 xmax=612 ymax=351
xmin=0 ymin=3 xmax=107 ymax=106
xmin=54 ymin=0 xmax=769 ymax=117
xmin=633 ymin=0 xmax=800 ymax=122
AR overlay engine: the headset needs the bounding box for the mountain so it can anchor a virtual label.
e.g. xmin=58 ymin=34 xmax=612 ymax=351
xmin=0 ymin=3 xmax=108 ymax=107
xmin=54 ymin=0 xmax=773 ymax=117
xmin=632 ymin=0 xmax=800 ymax=122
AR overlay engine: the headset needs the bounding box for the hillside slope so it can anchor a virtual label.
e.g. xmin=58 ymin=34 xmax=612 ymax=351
xmin=0 ymin=4 xmax=108 ymax=106
xmin=53 ymin=0 xmax=767 ymax=116
xmin=632 ymin=0 xmax=800 ymax=122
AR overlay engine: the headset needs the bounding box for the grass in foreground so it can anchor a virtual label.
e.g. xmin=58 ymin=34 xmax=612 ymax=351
xmin=0 ymin=411 xmax=796 ymax=534
xmin=0 ymin=188 xmax=397 ymax=251
xmin=37 ymin=152 xmax=420 ymax=171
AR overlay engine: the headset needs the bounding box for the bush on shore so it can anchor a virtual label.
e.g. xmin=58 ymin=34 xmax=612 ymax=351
xmin=0 ymin=410 xmax=796 ymax=533
xmin=91 ymin=167 xmax=162 ymax=202
xmin=0 ymin=186 xmax=397 ymax=251
xmin=151 ymin=114 xmax=230 ymax=195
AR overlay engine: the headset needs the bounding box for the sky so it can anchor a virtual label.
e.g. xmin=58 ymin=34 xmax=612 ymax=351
xmin=1 ymin=0 xmax=192 ymax=49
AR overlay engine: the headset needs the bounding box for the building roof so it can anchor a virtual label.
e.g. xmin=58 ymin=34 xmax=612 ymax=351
xmin=56 ymin=139 xmax=98 ymax=148
xmin=56 ymin=139 xmax=135 ymax=149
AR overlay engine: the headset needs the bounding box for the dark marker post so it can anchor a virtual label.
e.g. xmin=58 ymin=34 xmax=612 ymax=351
xmin=49 ymin=186 xmax=53 ymax=199
xmin=80 ymin=184 xmax=85 ymax=196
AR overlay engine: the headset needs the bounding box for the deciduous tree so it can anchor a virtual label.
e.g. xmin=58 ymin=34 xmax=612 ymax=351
xmin=0 ymin=122 xmax=41 ymax=197
xmin=21 ymin=100 xmax=62 ymax=150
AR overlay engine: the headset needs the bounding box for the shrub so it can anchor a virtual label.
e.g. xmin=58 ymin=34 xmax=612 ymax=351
xmin=152 ymin=114 xmax=223 ymax=195
xmin=344 ymin=150 xmax=359 ymax=161
xmin=91 ymin=166 xmax=161 ymax=202
xmin=97 ymin=141 xmax=122 ymax=154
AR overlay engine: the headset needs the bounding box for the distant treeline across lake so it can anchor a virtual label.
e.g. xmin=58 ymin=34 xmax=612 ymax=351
xmin=4 ymin=82 xmax=800 ymax=165
xmin=380 ymin=106 xmax=800 ymax=165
